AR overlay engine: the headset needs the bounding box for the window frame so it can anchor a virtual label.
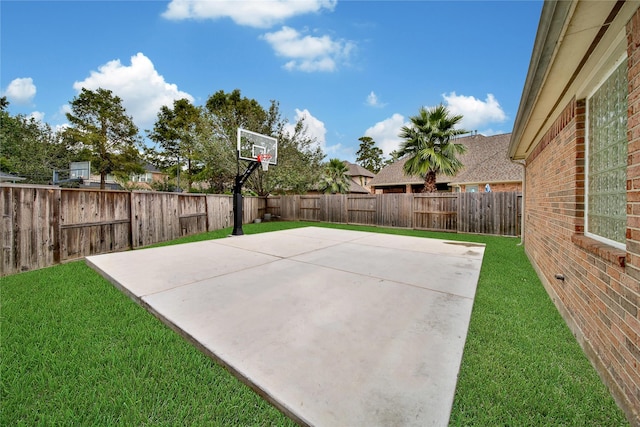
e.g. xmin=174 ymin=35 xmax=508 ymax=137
xmin=584 ymin=53 xmax=628 ymax=251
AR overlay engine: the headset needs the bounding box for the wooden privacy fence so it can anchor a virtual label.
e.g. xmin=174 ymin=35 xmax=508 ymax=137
xmin=1 ymin=185 xmax=265 ymax=276
xmin=266 ymin=192 xmax=522 ymax=236
xmin=1 ymin=185 xmax=521 ymax=276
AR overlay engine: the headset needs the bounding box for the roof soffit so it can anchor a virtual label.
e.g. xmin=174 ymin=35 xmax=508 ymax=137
xmin=510 ymin=0 xmax=634 ymax=160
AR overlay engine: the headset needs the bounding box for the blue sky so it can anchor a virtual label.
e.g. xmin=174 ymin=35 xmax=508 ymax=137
xmin=1 ymin=0 xmax=543 ymax=162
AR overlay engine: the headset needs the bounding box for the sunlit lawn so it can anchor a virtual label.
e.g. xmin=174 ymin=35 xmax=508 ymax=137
xmin=1 ymin=221 xmax=628 ymax=426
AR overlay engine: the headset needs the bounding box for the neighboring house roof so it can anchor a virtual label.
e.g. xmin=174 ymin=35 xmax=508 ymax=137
xmin=344 ymin=161 xmax=375 ymax=178
xmin=0 ymin=171 xmax=26 ymax=182
xmin=368 ymin=158 xmax=424 ymax=187
xmin=142 ymin=162 xmax=162 ymax=173
xmin=348 ymin=180 xmax=370 ymax=194
xmin=369 ymin=133 xmax=522 ymax=187
xmin=449 ymin=133 xmax=522 ymax=185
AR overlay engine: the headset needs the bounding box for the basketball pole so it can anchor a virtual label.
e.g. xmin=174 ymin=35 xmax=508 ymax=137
xmin=232 ymin=160 xmax=260 ymax=236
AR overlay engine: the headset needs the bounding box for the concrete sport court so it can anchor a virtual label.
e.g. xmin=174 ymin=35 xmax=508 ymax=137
xmin=86 ymin=226 xmax=485 ymax=426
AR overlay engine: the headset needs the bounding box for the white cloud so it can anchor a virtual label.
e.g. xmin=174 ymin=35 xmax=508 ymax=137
xmin=365 ymin=91 xmax=385 ymax=108
xmin=442 ymin=92 xmax=506 ymax=131
xmin=284 ymin=107 xmax=344 ymax=156
xmin=4 ymin=77 xmax=36 ymax=105
xmin=284 ymin=108 xmax=326 ymax=149
xmin=262 ymin=26 xmax=354 ymax=72
xmin=364 ymin=113 xmax=408 ymax=158
xmin=54 ymin=123 xmax=70 ymax=134
xmin=73 ymin=52 xmax=193 ymax=130
xmin=27 ymin=111 xmax=45 ymax=122
xmin=162 ymin=0 xmax=336 ymax=28
xmin=59 ymin=104 xmax=72 ymax=116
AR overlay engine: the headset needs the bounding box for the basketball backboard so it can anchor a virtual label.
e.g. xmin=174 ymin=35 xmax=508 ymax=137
xmin=237 ymin=128 xmax=278 ymax=166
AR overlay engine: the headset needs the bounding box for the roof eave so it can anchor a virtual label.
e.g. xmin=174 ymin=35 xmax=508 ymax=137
xmin=509 ymin=1 xmax=572 ymax=160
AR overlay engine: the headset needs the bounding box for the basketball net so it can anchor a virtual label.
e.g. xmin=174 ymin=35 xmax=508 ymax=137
xmin=257 ymin=154 xmax=272 ymax=171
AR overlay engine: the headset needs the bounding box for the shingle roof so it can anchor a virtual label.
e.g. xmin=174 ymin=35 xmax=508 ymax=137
xmin=143 ymin=162 xmax=162 ymax=173
xmin=367 ymin=158 xmax=424 ymax=186
xmin=348 ymin=180 xmax=370 ymax=193
xmin=450 ymin=133 xmax=522 ymax=184
xmin=343 ymin=161 xmax=375 ymax=178
xmin=369 ymin=133 xmax=522 ymax=187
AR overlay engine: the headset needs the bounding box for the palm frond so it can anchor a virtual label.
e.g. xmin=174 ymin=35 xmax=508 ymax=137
xmin=396 ymin=104 xmax=468 ymax=189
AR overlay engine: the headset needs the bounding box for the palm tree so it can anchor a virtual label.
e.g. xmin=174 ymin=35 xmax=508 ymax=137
xmin=398 ymin=105 xmax=468 ymax=192
xmin=318 ymin=158 xmax=350 ymax=194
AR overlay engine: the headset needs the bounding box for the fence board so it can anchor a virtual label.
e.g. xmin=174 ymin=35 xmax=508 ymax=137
xmin=131 ymin=192 xmax=178 ymax=247
xmin=413 ymin=194 xmax=457 ymax=231
xmin=243 ymin=197 xmax=264 ymax=225
xmin=179 ymin=194 xmax=208 ymax=236
xmin=59 ymin=189 xmax=130 ymax=260
xmin=0 ymin=186 xmax=58 ymax=275
xmin=267 ymin=192 xmax=520 ymax=236
xmin=348 ymin=195 xmax=376 ymax=225
xmin=266 ymin=196 xmax=282 ymax=218
xmin=376 ymin=194 xmax=413 ymax=228
xmin=1 ymin=184 xmax=521 ymax=276
xmin=300 ymin=196 xmax=320 ymax=221
xmin=278 ymin=195 xmax=300 ymax=220
xmin=323 ymin=194 xmax=347 ymax=223
xmin=457 ymin=192 xmax=520 ymax=236
xmin=207 ymin=195 xmax=232 ymax=230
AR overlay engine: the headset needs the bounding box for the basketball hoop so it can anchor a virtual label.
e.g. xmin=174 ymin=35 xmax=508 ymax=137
xmin=257 ymin=154 xmax=272 ymax=171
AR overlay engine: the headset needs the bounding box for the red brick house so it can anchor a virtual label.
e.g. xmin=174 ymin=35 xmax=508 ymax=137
xmin=369 ymin=133 xmax=522 ymax=193
xmin=509 ymin=1 xmax=639 ymax=422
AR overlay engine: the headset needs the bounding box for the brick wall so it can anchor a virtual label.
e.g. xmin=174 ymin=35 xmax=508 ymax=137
xmin=523 ymin=13 xmax=640 ymax=420
xmin=481 ymin=182 xmax=522 ymax=193
xmin=628 ymin=0 xmax=640 ymax=289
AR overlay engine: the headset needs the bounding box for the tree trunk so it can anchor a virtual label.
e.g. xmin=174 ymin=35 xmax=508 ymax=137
xmin=422 ymin=170 xmax=437 ymax=193
xmin=100 ymin=172 xmax=106 ymax=190
xmin=187 ymin=158 xmax=192 ymax=191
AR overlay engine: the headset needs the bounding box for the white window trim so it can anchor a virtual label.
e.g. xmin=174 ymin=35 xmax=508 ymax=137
xmin=584 ymin=52 xmax=628 ymax=251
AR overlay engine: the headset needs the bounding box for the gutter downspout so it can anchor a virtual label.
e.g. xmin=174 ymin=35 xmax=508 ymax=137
xmin=511 ymin=159 xmax=526 ymax=246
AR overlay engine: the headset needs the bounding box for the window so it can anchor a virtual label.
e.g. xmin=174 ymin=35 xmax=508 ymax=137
xmin=132 ymin=173 xmax=153 ymax=183
xmin=586 ymin=56 xmax=628 ymax=249
xmin=466 ymin=185 xmax=478 ymax=193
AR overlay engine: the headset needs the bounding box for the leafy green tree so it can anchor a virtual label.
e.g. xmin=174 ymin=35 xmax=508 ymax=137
xmin=192 ymin=110 xmax=237 ymax=193
xmin=265 ymin=118 xmax=325 ymax=195
xmin=65 ymin=88 xmax=143 ymax=189
xmin=0 ymin=97 xmax=77 ymax=183
xmin=384 ymin=149 xmax=401 ymax=167
xmin=355 ymin=136 xmax=384 ymax=173
xmin=204 ymin=90 xmax=324 ymax=196
xmin=203 ymin=89 xmax=277 ymax=193
xmin=319 ymin=158 xmax=350 ymax=194
xmin=148 ymin=98 xmax=202 ymax=191
xmin=199 ymin=89 xmax=270 ymax=192
xmin=398 ymin=105 xmax=467 ymax=193
xmin=205 ymin=89 xmax=273 ymax=137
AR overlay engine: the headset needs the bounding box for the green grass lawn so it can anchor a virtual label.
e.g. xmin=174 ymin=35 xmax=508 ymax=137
xmin=1 ymin=221 xmax=629 ymax=426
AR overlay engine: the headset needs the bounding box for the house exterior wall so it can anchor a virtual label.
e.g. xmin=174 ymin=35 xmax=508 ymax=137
xmin=522 ymin=13 xmax=640 ymax=420
xmin=457 ymin=182 xmax=522 ymax=193
xmin=350 ymin=175 xmax=372 ymax=193
xmin=484 ymin=182 xmax=522 ymax=192
xmin=372 ymin=183 xmax=451 ymax=194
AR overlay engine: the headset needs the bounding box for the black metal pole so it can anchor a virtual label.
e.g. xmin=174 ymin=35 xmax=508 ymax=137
xmin=231 ymin=161 xmax=260 ymax=236
xmin=232 ymin=175 xmax=244 ymax=235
